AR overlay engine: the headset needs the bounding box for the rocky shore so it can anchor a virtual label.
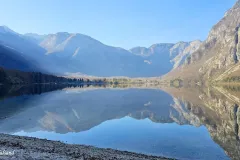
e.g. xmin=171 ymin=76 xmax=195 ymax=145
xmin=0 ymin=134 xmax=175 ymax=160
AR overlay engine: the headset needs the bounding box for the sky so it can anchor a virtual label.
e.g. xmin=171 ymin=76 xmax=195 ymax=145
xmin=0 ymin=0 xmax=236 ymax=49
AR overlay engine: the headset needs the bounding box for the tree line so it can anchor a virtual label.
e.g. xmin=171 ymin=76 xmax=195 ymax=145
xmin=0 ymin=67 xmax=105 ymax=85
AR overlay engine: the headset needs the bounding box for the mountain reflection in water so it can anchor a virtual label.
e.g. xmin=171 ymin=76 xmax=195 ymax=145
xmin=0 ymin=84 xmax=239 ymax=160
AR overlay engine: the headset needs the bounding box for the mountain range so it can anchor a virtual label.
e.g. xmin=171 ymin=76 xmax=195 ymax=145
xmin=0 ymin=25 xmax=201 ymax=77
xmin=1 ymin=0 xmax=240 ymax=81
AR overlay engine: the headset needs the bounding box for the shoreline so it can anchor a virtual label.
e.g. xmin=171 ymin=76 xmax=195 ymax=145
xmin=0 ymin=133 xmax=175 ymax=160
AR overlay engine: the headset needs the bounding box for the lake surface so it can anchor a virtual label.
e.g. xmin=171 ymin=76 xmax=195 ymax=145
xmin=0 ymin=85 xmax=239 ymax=160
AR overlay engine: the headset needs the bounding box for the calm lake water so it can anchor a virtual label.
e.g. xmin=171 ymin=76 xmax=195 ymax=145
xmin=0 ymin=85 xmax=239 ymax=160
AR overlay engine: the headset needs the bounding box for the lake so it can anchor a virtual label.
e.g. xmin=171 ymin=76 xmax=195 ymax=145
xmin=0 ymin=84 xmax=239 ymax=160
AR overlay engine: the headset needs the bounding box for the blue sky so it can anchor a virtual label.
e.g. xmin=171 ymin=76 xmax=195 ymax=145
xmin=0 ymin=0 xmax=236 ymax=49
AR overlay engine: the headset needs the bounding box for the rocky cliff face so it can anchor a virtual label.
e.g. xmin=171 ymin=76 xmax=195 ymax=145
xmin=169 ymin=42 xmax=189 ymax=59
xmin=170 ymin=40 xmax=202 ymax=69
xmin=237 ymin=28 xmax=240 ymax=59
xmin=165 ymin=0 xmax=240 ymax=82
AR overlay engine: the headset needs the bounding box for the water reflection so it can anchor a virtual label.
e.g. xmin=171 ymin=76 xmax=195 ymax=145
xmin=0 ymin=85 xmax=239 ymax=159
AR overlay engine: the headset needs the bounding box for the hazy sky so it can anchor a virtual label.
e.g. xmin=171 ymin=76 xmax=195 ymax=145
xmin=0 ymin=0 xmax=236 ymax=49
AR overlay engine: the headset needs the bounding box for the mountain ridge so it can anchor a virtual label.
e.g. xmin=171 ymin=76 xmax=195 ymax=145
xmin=0 ymin=25 xmax=201 ymax=77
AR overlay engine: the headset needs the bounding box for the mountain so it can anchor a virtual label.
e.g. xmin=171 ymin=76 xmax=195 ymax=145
xmin=129 ymin=43 xmax=175 ymax=75
xmin=130 ymin=43 xmax=174 ymax=57
xmin=0 ymin=26 xmax=46 ymax=60
xmin=130 ymin=41 xmax=202 ymax=72
xmin=0 ymin=26 xmax=51 ymax=72
xmin=0 ymin=25 xmax=18 ymax=35
xmin=0 ymin=27 xmax=68 ymax=74
xmin=0 ymin=44 xmax=38 ymax=71
xmin=164 ymin=0 xmax=240 ymax=83
xmin=37 ymin=32 xmax=150 ymax=77
xmin=39 ymin=32 xmax=105 ymax=55
xmin=170 ymin=40 xmax=202 ymax=69
xmin=24 ymin=33 xmax=47 ymax=44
